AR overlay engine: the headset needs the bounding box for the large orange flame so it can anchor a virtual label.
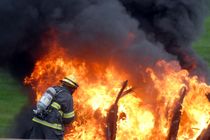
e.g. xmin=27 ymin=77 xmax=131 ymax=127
xmin=25 ymin=39 xmax=210 ymax=140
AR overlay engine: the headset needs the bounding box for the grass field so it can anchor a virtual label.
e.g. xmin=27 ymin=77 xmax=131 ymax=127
xmin=0 ymin=69 xmax=27 ymax=137
xmin=0 ymin=17 xmax=209 ymax=138
xmin=193 ymin=17 xmax=210 ymax=66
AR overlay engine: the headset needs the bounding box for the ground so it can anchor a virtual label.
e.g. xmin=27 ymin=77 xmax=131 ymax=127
xmin=0 ymin=17 xmax=209 ymax=138
xmin=0 ymin=69 xmax=27 ymax=137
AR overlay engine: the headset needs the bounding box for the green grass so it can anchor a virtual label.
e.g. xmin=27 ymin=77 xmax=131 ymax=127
xmin=0 ymin=69 xmax=27 ymax=137
xmin=193 ymin=17 xmax=210 ymax=66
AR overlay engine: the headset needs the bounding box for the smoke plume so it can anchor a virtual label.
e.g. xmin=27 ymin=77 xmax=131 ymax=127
xmin=0 ymin=0 xmax=209 ymax=81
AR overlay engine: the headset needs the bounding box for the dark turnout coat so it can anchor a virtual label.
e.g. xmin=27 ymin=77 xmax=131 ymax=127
xmin=30 ymin=86 xmax=75 ymax=139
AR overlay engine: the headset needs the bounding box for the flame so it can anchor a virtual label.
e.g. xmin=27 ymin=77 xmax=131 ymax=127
xmin=146 ymin=60 xmax=210 ymax=140
xmin=25 ymin=39 xmax=210 ymax=139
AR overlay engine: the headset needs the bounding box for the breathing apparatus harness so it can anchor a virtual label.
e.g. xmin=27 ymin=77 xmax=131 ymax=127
xmin=33 ymin=87 xmax=63 ymax=119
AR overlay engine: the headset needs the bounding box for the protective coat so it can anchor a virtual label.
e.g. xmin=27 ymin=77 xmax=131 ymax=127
xmin=30 ymin=86 xmax=75 ymax=139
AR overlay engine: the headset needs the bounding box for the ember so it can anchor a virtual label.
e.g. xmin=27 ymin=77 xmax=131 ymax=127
xmin=25 ymin=40 xmax=210 ymax=140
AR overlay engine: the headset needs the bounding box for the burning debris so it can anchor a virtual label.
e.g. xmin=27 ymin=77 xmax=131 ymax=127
xmin=19 ymin=45 xmax=209 ymax=140
xmin=197 ymin=93 xmax=210 ymax=140
xmin=106 ymin=80 xmax=133 ymax=140
xmin=167 ymin=87 xmax=187 ymax=140
xmin=0 ymin=0 xmax=209 ymax=139
xmin=206 ymin=93 xmax=210 ymax=102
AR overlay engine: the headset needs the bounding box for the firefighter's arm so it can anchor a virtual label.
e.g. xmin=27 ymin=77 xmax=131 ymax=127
xmin=62 ymin=94 xmax=75 ymax=124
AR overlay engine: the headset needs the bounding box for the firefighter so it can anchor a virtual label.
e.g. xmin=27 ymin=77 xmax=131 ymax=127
xmin=29 ymin=77 xmax=78 ymax=140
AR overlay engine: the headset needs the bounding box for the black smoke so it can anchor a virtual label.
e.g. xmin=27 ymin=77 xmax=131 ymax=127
xmin=120 ymin=0 xmax=210 ymax=79
xmin=0 ymin=0 xmax=209 ymax=81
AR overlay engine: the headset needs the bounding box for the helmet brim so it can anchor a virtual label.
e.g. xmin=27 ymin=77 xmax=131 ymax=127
xmin=60 ymin=78 xmax=79 ymax=89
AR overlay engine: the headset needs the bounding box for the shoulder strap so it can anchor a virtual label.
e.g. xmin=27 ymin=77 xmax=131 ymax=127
xmin=52 ymin=86 xmax=64 ymax=96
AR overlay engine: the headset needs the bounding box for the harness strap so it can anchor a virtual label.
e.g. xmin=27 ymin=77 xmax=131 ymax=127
xmin=51 ymin=102 xmax=61 ymax=110
xmin=51 ymin=101 xmax=63 ymax=116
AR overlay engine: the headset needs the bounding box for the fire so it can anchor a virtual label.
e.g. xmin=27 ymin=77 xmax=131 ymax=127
xmin=25 ymin=40 xmax=210 ymax=139
xmin=146 ymin=61 xmax=210 ymax=139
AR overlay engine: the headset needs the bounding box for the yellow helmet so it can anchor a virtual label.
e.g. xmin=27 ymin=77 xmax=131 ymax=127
xmin=60 ymin=77 xmax=79 ymax=89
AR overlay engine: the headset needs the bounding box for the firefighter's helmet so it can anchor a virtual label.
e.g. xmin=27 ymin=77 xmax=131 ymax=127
xmin=60 ymin=76 xmax=79 ymax=89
